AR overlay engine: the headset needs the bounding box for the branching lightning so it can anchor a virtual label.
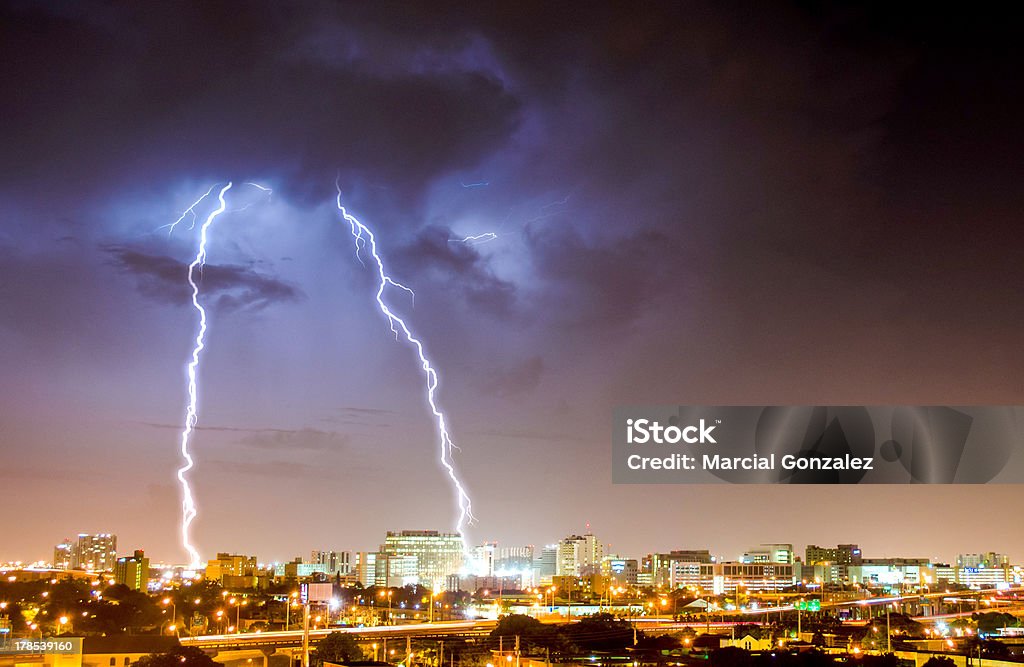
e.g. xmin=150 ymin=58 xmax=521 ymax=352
xmin=176 ymin=182 xmax=232 ymax=568
xmin=334 ymin=182 xmax=475 ymax=543
xmin=449 ymin=232 xmax=498 ymax=246
xmin=160 ymin=184 xmax=221 ymax=236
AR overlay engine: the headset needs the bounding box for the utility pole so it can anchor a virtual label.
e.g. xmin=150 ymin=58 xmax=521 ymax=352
xmin=439 ymin=640 xmax=444 ymax=667
xmin=301 ymin=603 xmax=310 ymax=667
xmin=886 ymin=607 xmax=891 ymax=653
xmin=515 ymin=635 xmax=520 ymax=667
xmin=406 ymin=636 xmax=412 ymax=667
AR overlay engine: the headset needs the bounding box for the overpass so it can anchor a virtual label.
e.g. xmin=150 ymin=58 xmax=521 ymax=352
xmin=179 ymin=620 xmax=499 ymax=666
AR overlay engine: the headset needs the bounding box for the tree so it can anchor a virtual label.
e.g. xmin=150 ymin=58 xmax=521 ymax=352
xmin=136 ymin=647 xmax=221 ymax=667
xmin=921 ymin=657 xmax=955 ymax=667
xmin=314 ymin=632 xmax=365 ymax=667
xmin=973 ymin=612 xmax=1020 ymax=636
xmin=562 ymin=613 xmax=637 ymax=652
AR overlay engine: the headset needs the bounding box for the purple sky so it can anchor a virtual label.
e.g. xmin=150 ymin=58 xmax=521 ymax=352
xmin=1 ymin=2 xmax=1022 ymax=566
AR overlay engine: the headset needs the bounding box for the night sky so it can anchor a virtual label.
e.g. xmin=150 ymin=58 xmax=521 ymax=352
xmin=2 ymin=2 xmax=1022 ymax=566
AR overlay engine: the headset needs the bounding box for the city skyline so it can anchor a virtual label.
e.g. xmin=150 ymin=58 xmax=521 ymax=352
xmin=10 ymin=530 xmax=1020 ymax=572
xmin=2 ymin=3 xmax=1023 ymax=567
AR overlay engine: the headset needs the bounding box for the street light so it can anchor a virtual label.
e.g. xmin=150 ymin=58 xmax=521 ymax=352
xmin=286 ymin=592 xmax=299 ymax=630
xmin=430 ymin=585 xmax=441 ymax=623
xmin=162 ymin=597 xmax=178 ymax=636
xmin=228 ymin=597 xmax=248 ymax=633
xmin=378 ymin=589 xmax=393 ymax=625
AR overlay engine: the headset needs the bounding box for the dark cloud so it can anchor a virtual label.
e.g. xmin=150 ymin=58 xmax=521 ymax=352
xmin=137 ymin=421 xmax=351 ymax=451
xmin=0 ymin=1 xmax=521 ymax=204
xmin=104 ymin=245 xmax=302 ymax=313
xmin=393 ymin=225 xmax=517 ymax=317
xmin=524 ymin=223 xmax=689 ymax=330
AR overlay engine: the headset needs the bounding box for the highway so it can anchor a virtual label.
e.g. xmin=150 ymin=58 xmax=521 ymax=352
xmin=180 ymin=620 xmax=498 ymax=651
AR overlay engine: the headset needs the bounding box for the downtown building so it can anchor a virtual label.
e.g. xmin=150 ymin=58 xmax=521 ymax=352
xmin=647 ymin=549 xmax=713 ymax=587
xmin=53 ymin=540 xmax=74 ymax=570
xmin=311 ymin=550 xmax=354 ymax=576
xmin=205 ymin=553 xmax=271 ymax=588
xmin=556 ymin=534 xmax=603 ymax=577
xmin=533 ymin=545 xmax=558 ymax=585
xmin=69 ymin=533 xmax=117 ymax=571
xmin=804 ymin=544 xmax=863 ymax=583
xmin=955 ymin=552 xmax=1014 ymax=587
xmin=379 ymin=530 xmax=464 ymax=590
xmin=741 ymin=544 xmax=795 ymax=565
xmin=696 ymin=565 xmax=798 ymax=594
xmin=113 ymin=549 xmax=150 ymax=591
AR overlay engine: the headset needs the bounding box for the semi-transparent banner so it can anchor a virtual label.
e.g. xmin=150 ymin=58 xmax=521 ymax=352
xmin=612 ymin=406 xmax=1024 ymax=484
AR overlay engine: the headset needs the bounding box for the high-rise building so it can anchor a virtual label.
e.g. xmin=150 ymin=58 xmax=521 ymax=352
xmin=354 ymin=552 xmax=377 ymax=587
xmin=380 ymin=530 xmax=464 ymax=590
xmin=495 ymin=545 xmax=535 ymax=571
xmin=114 ymin=550 xmax=150 ymax=591
xmin=556 ymin=534 xmax=603 ymax=577
xmin=374 ymin=553 xmax=419 ymax=587
xmin=311 ymin=550 xmax=353 ymax=575
xmin=74 ymin=534 xmax=117 ymax=571
xmin=53 ymin=540 xmax=74 ymax=570
xmin=534 ymin=545 xmax=557 ymax=585
xmin=471 ymin=543 xmax=496 ymax=576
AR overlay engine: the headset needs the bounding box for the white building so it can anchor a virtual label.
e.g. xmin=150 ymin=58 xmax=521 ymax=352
xmin=556 ymin=534 xmax=603 ymax=577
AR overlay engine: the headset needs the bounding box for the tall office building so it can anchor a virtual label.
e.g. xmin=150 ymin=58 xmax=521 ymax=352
xmin=534 ymin=546 xmax=558 ymax=585
xmin=74 ymin=534 xmax=117 ymax=571
xmin=114 ymin=550 xmax=150 ymax=591
xmin=495 ymin=545 xmax=535 ymax=572
xmin=354 ymin=552 xmax=378 ymax=587
xmin=380 ymin=530 xmax=464 ymax=590
xmin=53 ymin=540 xmax=74 ymax=570
xmin=471 ymin=543 xmax=496 ymax=576
xmin=311 ymin=550 xmax=353 ymax=575
xmin=556 ymin=534 xmax=603 ymax=577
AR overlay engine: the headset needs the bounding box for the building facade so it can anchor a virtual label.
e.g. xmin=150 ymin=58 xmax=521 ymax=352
xmin=113 ymin=550 xmax=149 ymax=591
xmin=381 ymin=530 xmax=464 ymax=590
xmin=74 ymin=534 xmax=117 ymax=571
xmin=556 ymin=534 xmax=603 ymax=577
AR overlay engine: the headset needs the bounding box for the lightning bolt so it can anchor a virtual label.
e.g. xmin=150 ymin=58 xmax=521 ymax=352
xmin=449 ymin=232 xmax=498 ymax=246
xmin=334 ymin=183 xmax=475 ymax=545
xmin=159 ymin=184 xmax=221 ymax=236
xmin=176 ymin=182 xmax=233 ymax=568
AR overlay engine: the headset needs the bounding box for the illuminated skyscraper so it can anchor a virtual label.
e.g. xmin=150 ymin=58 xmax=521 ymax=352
xmin=380 ymin=530 xmax=464 ymax=590
xmin=53 ymin=539 xmax=74 ymax=570
xmin=74 ymin=533 xmax=117 ymax=571
xmin=556 ymin=533 xmax=603 ymax=577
